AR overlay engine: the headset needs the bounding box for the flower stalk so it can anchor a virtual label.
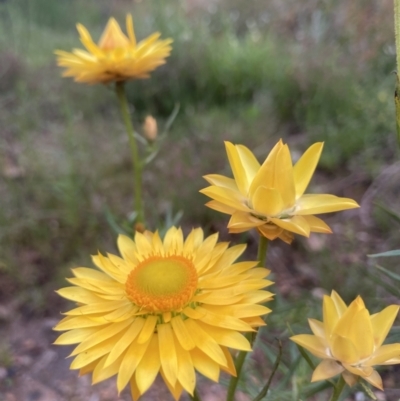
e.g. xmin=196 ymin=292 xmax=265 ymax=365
xmin=226 ymin=236 xmax=269 ymax=401
xmin=115 ymin=81 xmax=145 ymax=226
xmin=329 ymin=375 xmax=346 ymax=401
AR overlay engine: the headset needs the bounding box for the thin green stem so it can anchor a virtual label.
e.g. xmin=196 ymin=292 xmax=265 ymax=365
xmin=257 ymin=235 xmax=268 ymax=268
xmin=115 ymin=81 xmax=145 ymax=226
xmin=190 ymin=388 xmax=203 ymax=401
xmin=328 ymin=375 xmax=346 ymax=401
xmin=251 ymin=340 xmax=282 ymax=401
xmin=226 ymin=235 xmax=269 ymax=401
xmin=226 ymin=344 xmax=248 ymax=401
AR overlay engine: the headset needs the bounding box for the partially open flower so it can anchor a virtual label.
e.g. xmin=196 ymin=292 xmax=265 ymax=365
xmin=200 ymin=140 xmax=359 ymax=243
xmin=55 ymin=14 xmax=173 ymax=84
xmin=54 ymin=227 xmax=273 ymax=400
xmin=291 ymin=291 xmax=400 ymax=389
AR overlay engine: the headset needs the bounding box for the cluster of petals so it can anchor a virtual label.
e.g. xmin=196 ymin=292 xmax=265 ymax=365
xmin=53 ymin=227 xmax=273 ymax=400
xmin=55 ymin=14 xmax=173 ymax=84
xmin=291 ymin=291 xmax=400 ymax=389
xmin=201 ymin=140 xmax=359 ymax=243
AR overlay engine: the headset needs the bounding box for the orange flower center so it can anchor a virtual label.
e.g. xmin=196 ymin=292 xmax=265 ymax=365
xmin=125 ymin=255 xmax=198 ymax=313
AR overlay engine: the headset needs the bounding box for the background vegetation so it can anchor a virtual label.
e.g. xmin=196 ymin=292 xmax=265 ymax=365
xmin=1 ymin=0 xmax=400 ymax=399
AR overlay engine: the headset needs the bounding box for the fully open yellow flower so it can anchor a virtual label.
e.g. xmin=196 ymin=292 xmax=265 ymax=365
xmin=291 ymin=291 xmax=400 ymax=389
xmin=55 ymin=14 xmax=173 ymax=84
xmin=54 ymin=227 xmax=273 ymax=400
xmin=200 ymin=140 xmax=359 ymax=243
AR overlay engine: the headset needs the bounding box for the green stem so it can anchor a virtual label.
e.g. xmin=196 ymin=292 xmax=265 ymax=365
xmin=190 ymin=388 xmax=203 ymax=401
xmin=115 ymin=81 xmax=144 ymax=226
xmin=226 ymin=235 xmax=269 ymax=401
xmin=251 ymin=340 xmax=282 ymax=401
xmin=257 ymin=235 xmax=269 ymax=268
xmin=329 ymin=375 xmax=345 ymax=401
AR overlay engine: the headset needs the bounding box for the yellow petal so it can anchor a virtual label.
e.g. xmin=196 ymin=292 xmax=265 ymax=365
xmin=137 ymin=315 xmax=158 ymax=344
xmin=190 ymin=347 xmax=220 ymax=382
xmin=126 ymin=14 xmax=137 ymax=46
xmin=270 ymin=215 xmax=310 ymax=237
xmin=342 ymin=363 xmax=373 ymax=378
xmin=363 ymin=369 xmax=383 ymax=390
xmin=342 ymin=370 xmax=358 ymax=387
xmin=203 ymin=174 xmax=239 ymax=191
xmin=200 ymin=186 xmax=250 ymax=213
xmin=205 ymin=200 xmax=236 ymax=215
xmin=346 ymin=308 xmax=374 ymax=359
xmin=290 ymin=334 xmax=329 ymax=359
xmin=160 ymin=369 xmax=183 ymax=401
xmin=235 ymin=144 xmax=261 ymax=185
xmin=98 ymin=18 xmax=130 ymax=50
xmin=293 ymin=142 xmax=323 ymax=198
xmin=331 ymin=335 xmax=360 ymax=364
xmin=302 ymin=215 xmax=332 ymax=234
xmin=171 ymin=316 xmax=196 ymax=351
xmin=195 ymin=321 xmax=252 ymax=351
xmin=174 ymin=336 xmax=196 ymax=395
xmin=227 ymin=211 xmax=265 ymax=231
xmin=184 ymin=319 xmax=227 ymax=366
xmin=251 ymin=186 xmax=284 ymax=217
xmin=224 ymin=142 xmax=251 ymax=197
xmin=296 ymin=194 xmax=359 ymax=215
xmin=367 ymin=343 xmax=400 ymax=365
xmin=105 ymin=317 xmax=145 ymax=367
xmin=158 ymin=323 xmax=178 ymax=386
xmin=117 ymin=336 xmax=152 ymax=392
xmin=135 ymin=334 xmax=160 ymax=395
xmin=311 ymin=359 xmax=344 ymax=382
xmin=330 ymin=290 xmax=347 ymax=316
xmin=323 ymin=295 xmax=341 ymax=339
xmin=333 ymin=296 xmax=365 ymax=338
xmin=249 ymin=140 xmax=283 ymax=197
xmin=257 ymin=224 xmax=284 ymax=241
xmin=370 ymin=305 xmax=399 ymax=347
xmin=308 ymin=318 xmax=324 ymax=338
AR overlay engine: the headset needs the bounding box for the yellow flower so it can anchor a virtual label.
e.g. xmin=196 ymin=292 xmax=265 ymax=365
xmin=55 ymin=14 xmax=173 ymax=84
xmin=54 ymin=227 xmax=273 ymax=400
xmin=200 ymin=140 xmax=359 ymax=244
xmin=291 ymin=291 xmax=400 ymax=390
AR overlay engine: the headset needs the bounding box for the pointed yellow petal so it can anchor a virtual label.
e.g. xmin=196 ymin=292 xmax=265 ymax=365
xmin=171 ymin=316 xmax=196 ymax=351
xmin=270 ymin=215 xmax=310 ymax=237
xmin=346 ymin=308 xmax=374 ymax=359
xmin=174 ymin=335 xmax=196 ymax=395
xmin=333 ymin=296 xmax=365 ymax=339
xmin=331 ymin=335 xmax=360 ymax=364
xmin=235 ymin=144 xmax=260 ymax=185
xmin=227 ymin=211 xmax=265 ymax=230
xmin=308 ymin=318 xmax=325 ymax=338
xmin=205 ymin=200 xmax=236 ymax=215
xmin=251 ymin=186 xmax=284 ymax=217
xmin=367 ymin=343 xmax=400 ymax=365
xmin=224 ymin=142 xmax=251 ymax=196
xmin=126 ymin=14 xmax=137 ymax=46
xmin=190 ymin=348 xmax=220 ymax=382
xmin=203 ymin=174 xmax=239 ymax=191
xmin=323 ymin=294 xmax=341 ymax=339
xmin=98 ymin=18 xmax=130 ymax=50
xmin=184 ymin=319 xmax=227 ymax=366
xmin=293 ymin=142 xmax=323 ymax=198
xmin=137 ymin=315 xmax=158 ymax=344
xmin=249 ymin=140 xmax=283 ymax=197
xmin=256 ymin=224 xmax=284 ymax=241
xmin=342 ymin=370 xmax=358 ymax=387
xmin=371 ymin=305 xmax=399 ymax=347
xmin=311 ymin=359 xmax=344 ymax=382
xmin=363 ymin=369 xmax=383 ymax=390
xmin=296 ymin=194 xmax=359 ymax=215
xmin=200 ymin=186 xmax=250 ymax=213
xmin=135 ymin=334 xmax=160 ymax=394
xmin=158 ymin=323 xmax=178 ymax=386
xmin=302 ymin=215 xmax=332 ymax=234
xmin=330 ymin=290 xmax=347 ymax=316
xmin=290 ymin=334 xmax=329 ymax=359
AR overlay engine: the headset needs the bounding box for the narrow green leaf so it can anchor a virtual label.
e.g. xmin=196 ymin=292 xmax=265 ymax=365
xmin=368 ymin=250 xmax=400 ymax=258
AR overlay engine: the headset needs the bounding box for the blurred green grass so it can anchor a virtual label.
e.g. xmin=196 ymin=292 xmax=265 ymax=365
xmin=1 ymin=0 xmax=400 ymax=396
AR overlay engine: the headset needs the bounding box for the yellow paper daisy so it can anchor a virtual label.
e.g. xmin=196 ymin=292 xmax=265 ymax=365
xmin=200 ymin=140 xmax=359 ymax=244
xmin=291 ymin=291 xmax=400 ymax=390
xmin=55 ymin=14 xmax=173 ymax=84
xmin=54 ymin=227 xmax=273 ymax=400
